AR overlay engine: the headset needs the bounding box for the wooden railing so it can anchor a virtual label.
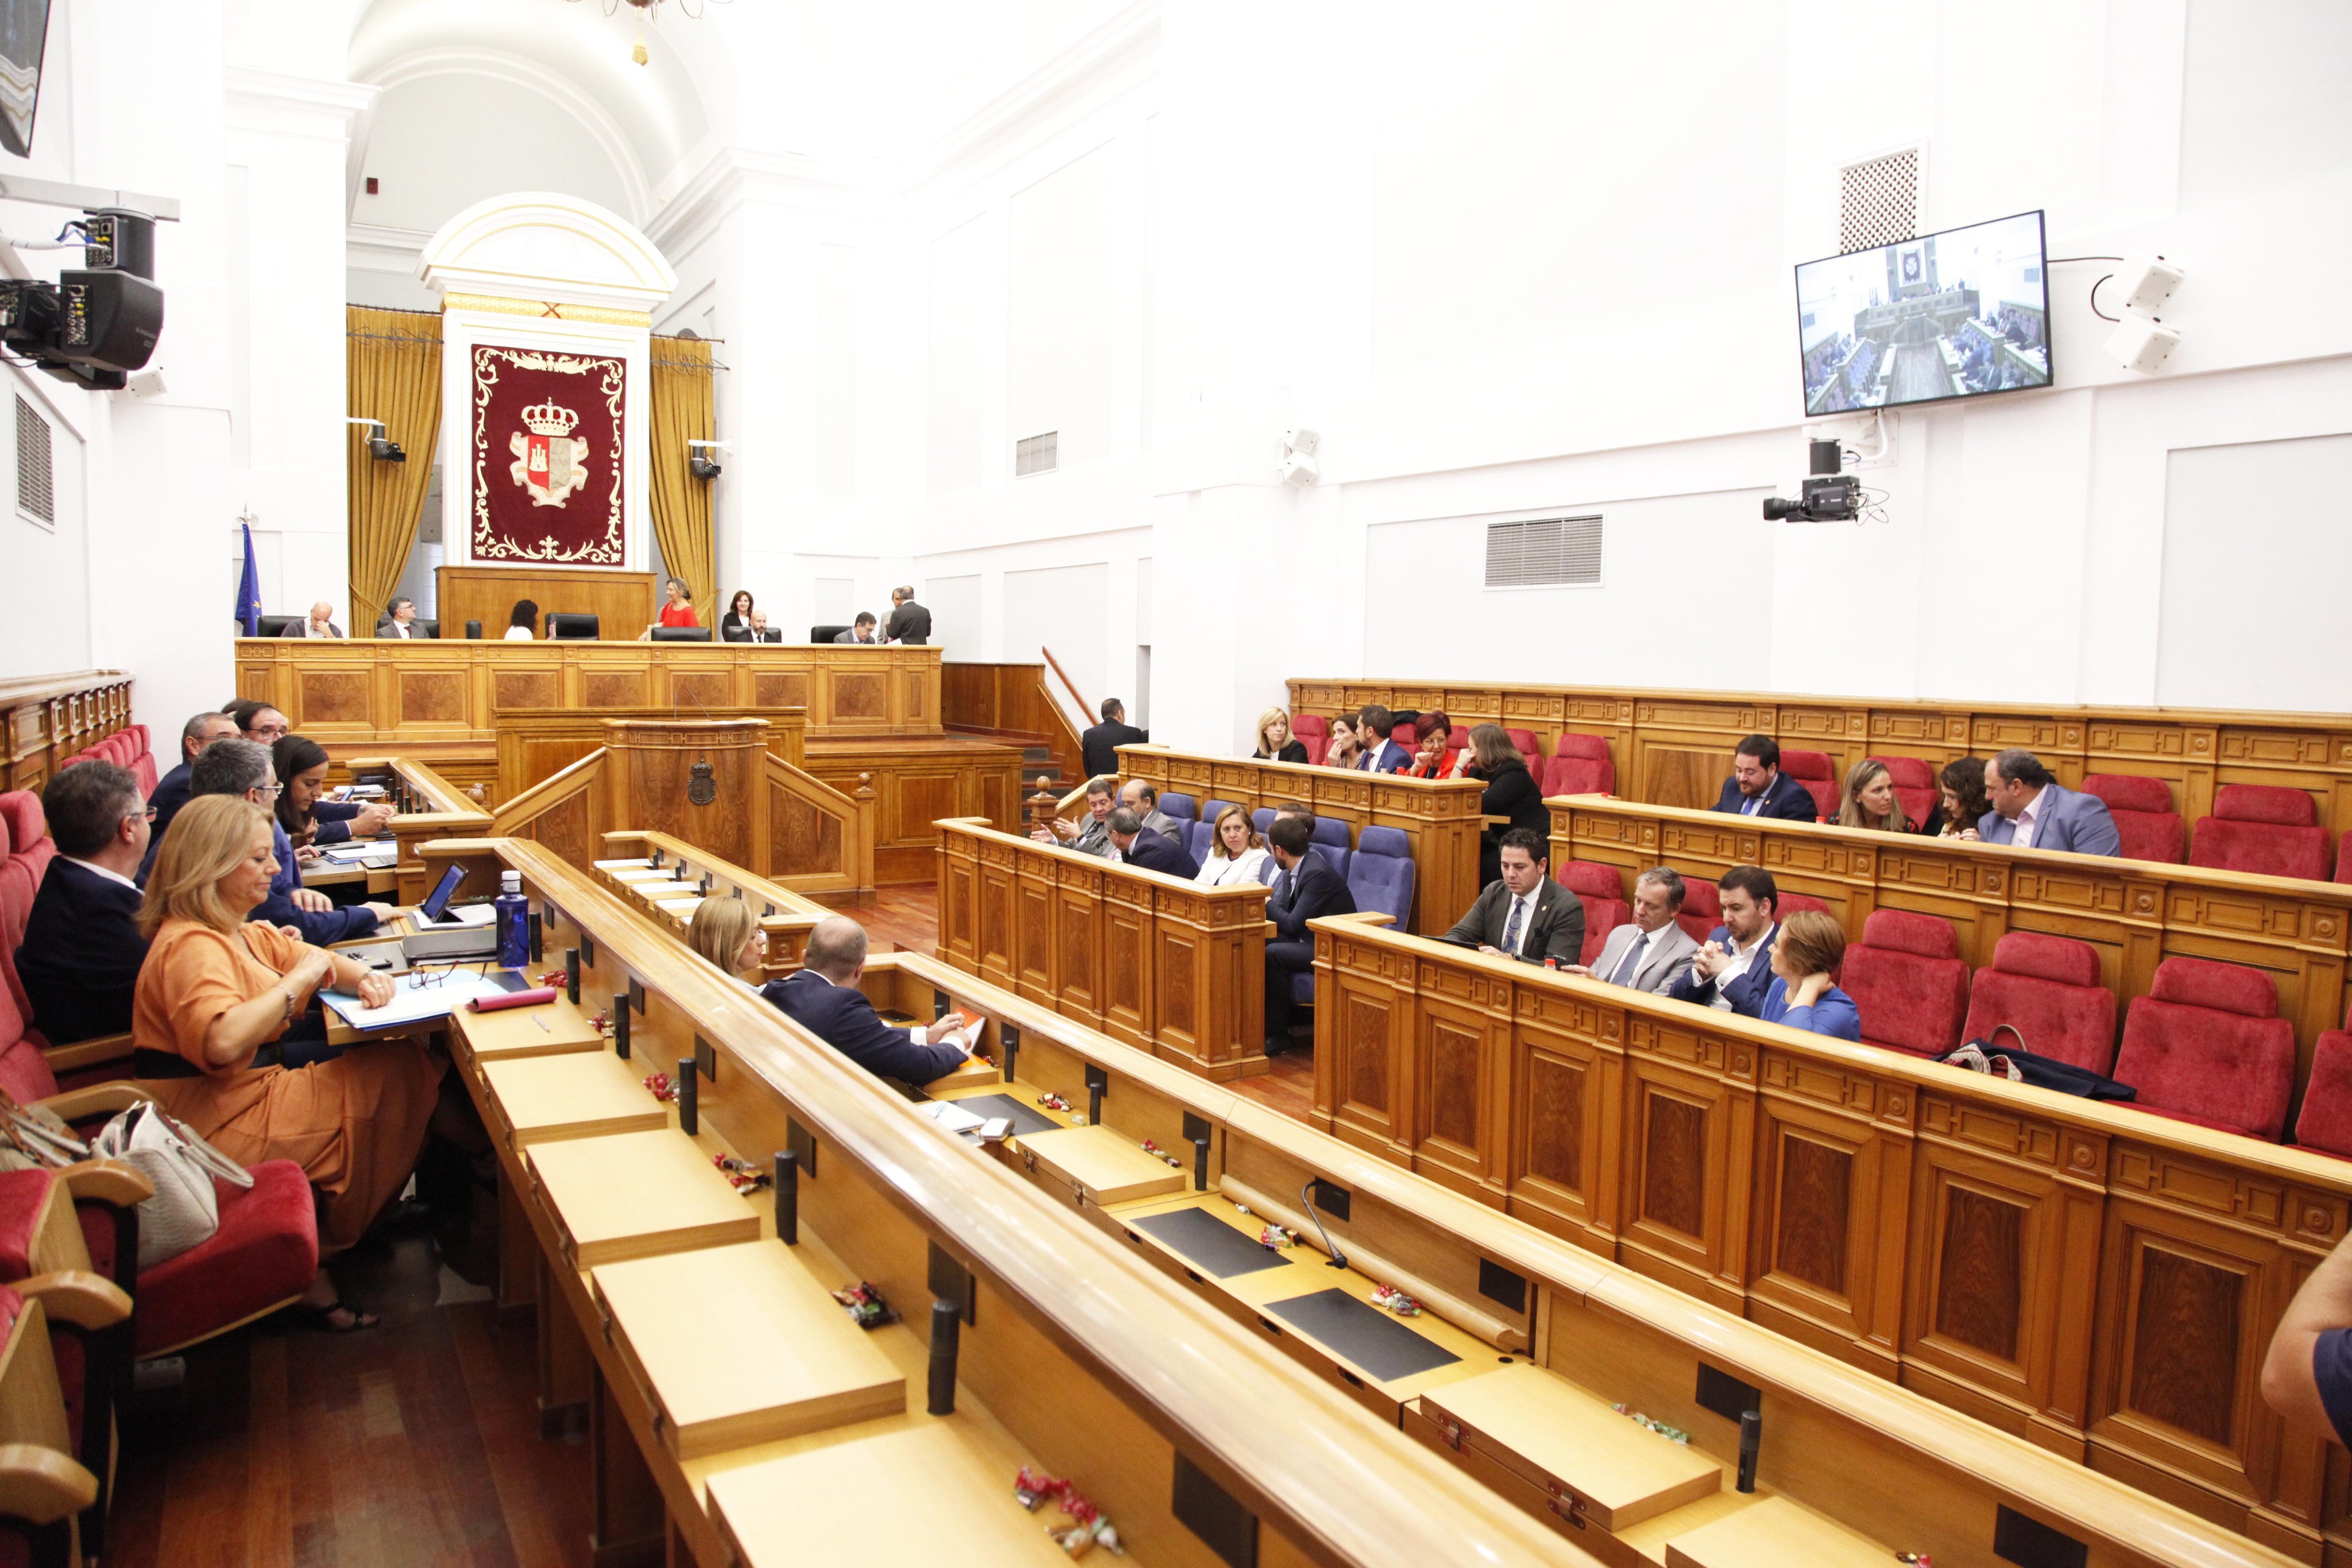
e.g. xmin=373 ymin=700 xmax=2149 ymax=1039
xmin=413 ymin=835 xmax=1581 ymax=1568
xmin=1291 ymin=673 xmax=2352 ymax=841
xmin=1040 ymin=644 xmax=1092 ymax=723
xmin=580 ymin=862 xmax=2321 ymax=1567
xmin=761 ymin=752 xmax=876 ymax=900
xmin=1312 ymin=913 xmax=2352 ymax=1553
xmin=0 ymin=671 xmax=136 ymax=795
xmin=1113 ymin=745 xmax=1488 ymax=936
xmin=346 ymin=755 xmax=494 ymax=904
xmin=592 ymin=830 xmax=829 ymax=974
xmin=941 ymin=660 xmax=1085 ymax=781
xmin=935 ymin=818 xmax=1272 ymax=1080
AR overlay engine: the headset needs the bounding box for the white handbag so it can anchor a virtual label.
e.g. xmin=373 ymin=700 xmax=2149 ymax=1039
xmin=91 ymin=1102 xmax=256 ymax=1269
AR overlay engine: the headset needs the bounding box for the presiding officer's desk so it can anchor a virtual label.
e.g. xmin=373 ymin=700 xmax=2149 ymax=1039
xmin=596 ymin=829 xmax=2307 ymax=1568
xmin=403 ymin=835 xmax=1577 ymax=1568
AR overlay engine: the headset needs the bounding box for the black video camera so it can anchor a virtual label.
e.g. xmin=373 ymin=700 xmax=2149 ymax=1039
xmin=0 ymin=209 xmax=164 ymax=391
xmin=1762 ymin=438 xmax=1862 ymax=522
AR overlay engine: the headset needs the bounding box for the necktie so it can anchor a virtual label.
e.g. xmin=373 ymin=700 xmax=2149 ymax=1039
xmin=1743 ymin=796 xmax=1759 ymax=815
xmin=1500 ymin=893 xmax=1525 ymax=956
xmin=1609 ymin=930 xmax=1649 ymax=985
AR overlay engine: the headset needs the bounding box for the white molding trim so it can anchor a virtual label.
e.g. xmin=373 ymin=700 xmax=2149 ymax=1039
xmin=361 ymin=47 xmax=652 ymax=223
xmin=420 ymin=191 xmax=679 ymax=312
xmin=346 ymin=220 xmax=432 ymax=279
xmin=224 ymin=66 xmax=377 ymax=141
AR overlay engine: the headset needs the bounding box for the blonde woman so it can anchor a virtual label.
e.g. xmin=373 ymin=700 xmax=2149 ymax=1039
xmin=1253 ymin=707 xmax=1308 ymax=764
xmin=1195 ymin=805 xmax=1270 ymax=887
xmin=131 ymin=795 xmax=446 ymax=1328
xmin=1834 ymin=758 xmax=1910 ymax=834
xmin=1755 ymin=909 xmax=1860 ymax=1040
xmin=690 ymin=899 xmax=768 ymax=982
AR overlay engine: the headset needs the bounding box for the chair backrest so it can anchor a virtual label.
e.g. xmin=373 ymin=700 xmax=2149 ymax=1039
xmin=546 ymin=613 xmax=601 ymax=640
xmin=1504 ymin=728 xmax=1541 ymax=764
xmin=1960 ymin=931 xmax=2118 ymax=1074
xmin=1346 ymin=827 xmax=1416 ymax=925
xmin=1866 ymin=756 xmax=1940 ymax=833
xmin=2296 ymin=1030 xmax=2352 ymax=1159
xmin=1158 ymin=792 xmax=1197 ymax=823
xmin=1552 ymin=863 xmax=1626 ymax=963
xmin=1391 ymin=722 xmax=1415 ymax=750
xmin=2080 ymin=774 xmax=2187 ymax=864
xmin=2191 ymin=784 xmax=2332 ymax=881
xmin=1778 ymin=892 xmax=1832 ymax=918
xmin=652 ymin=625 xmax=713 ymax=642
xmin=1839 ymin=910 xmax=1969 ymax=1058
xmin=1541 ymin=734 xmax=1615 ymax=798
xmin=1778 ymin=749 xmax=1838 ymax=818
xmin=1555 ymin=861 xmax=1621 ymax=900
xmin=1250 ymin=808 xmax=1276 ymax=837
xmin=1201 ymin=800 xmax=1240 ymax=833
xmin=1674 ymin=878 xmax=1722 ymax=943
xmin=810 ymin=624 xmax=852 ymax=643
xmin=0 ymin=975 xmax=57 ymax=1105
xmin=1186 ymin=819 xmax=1218 ymax=865
xmin=254 ymin=614 xmax=300 ymax=638
xmin=1308 ymin=817 xmax=1351 ymax=880
xmin=1444 ymin=727 xmax=1471 ymax=754
xmin=1579 ymin=900 xmax=1629 ymax=965
xmin=2113 ymin=957 xmax=2296 ymax=1141
xmin=1290 ymin=714 xmax=1326 ymax=742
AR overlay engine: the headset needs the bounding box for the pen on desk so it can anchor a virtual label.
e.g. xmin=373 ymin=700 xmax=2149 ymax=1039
xmin=532 ymin=1015 xmax=550 ymax=1032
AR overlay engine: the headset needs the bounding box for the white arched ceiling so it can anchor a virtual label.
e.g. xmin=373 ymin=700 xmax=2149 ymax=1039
xmin=361 ymin=70 xmax=643 ymax=231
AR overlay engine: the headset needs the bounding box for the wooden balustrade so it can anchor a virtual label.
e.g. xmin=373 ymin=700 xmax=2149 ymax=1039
xmin=591 ymin=830 xmax=830 ymax=974
xmin=1312 ymin=913 xmax=2352 ymax=1555
xmin=0 ymin=670 xmax=136 ymax=795
xmin=1112 ymin=746 xmax=1487 ymax=937
xmin=407 ymin=835 xmax=1578 ymax=1568
xmin=583 ymin=866 xmax=2318 ymax=1568
xmin=935 ymin=818 xmax=1273 ymax=1081
xmin=345 ymin=755 xmax=494 ymax=904
xmin=941 ymin=660 xmax=1085 ymax=780
xmin=1294 ymin=675 xmax=2352 ymax=841
xmin=1546 ymin=792 xmax=2352 ymax=1099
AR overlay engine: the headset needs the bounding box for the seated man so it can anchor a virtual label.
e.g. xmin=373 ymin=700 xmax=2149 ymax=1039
xmin=1033 ymin=775 xmax=1117 ymax=857
xmin=1441 ymin=828 xmax=1582 ymax=965
xmin=832 ymin=613 xmax=880 ymax=644
xmin=1258 ymin=800 xmax=1313 ymax=885
xmin=1119 ymin=778 xmax=1183 ymax=847
xmin=742 ymin=611 xmax=782 ymax=644
xmin=1964 ymin=749 xmax=2119 ymax=856
xmin=1357 ymin=705 xmax=1411 ymax=775
xmin=226 ymin=699 xmax=290 ymax=746
xmin=18 ymin=761 xmax=151 ymax=1044
xmin=1565 ymin=867 xmax=1702 ymax=994
xmin=762 ymin=916 xmax=973 ymax=1086
xmin=1710 ymin=734 xmax=1818 ymax=822
xmin=1109 ymin=806 xmax=1196 ymax=878
xmin=181 ymin=738 xmax=390 ymax=944
xmin=1264 ymin=814 xmax=1355 ymax=1055
xmin=1666 ymin=865 xmax=1781 ymax=1016
xmin=141 ymin=708 xmax=241 ymax=882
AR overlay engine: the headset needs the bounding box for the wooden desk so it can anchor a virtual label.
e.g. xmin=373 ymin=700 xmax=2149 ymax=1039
xmin=480 ymin=1051 xmax=667 ymax=1149
xmin=1662 ymin=1495 xmax=1891 ymax=1568
xmin=1418 ymin=1364 xmax=1723 ymax=1531
xmin=434 ymin=565 xmax=657 ymax=644
xmin=0 ymin=669 xmax=136 ymax=794
xmin=527 ymin=1130 xmax=763 ymax=1269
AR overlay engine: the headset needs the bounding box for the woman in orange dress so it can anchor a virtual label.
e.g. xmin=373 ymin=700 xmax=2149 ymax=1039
xmin=131 ymin=795 xmax=446 ymax=1327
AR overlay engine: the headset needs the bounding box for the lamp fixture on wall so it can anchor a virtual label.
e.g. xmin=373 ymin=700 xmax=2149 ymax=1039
xmin=687 ymin=438 xmax=726 ymax=481
xmin=564 ymin=0 xmax=728 ymax=66
xmin=347 ymin=416 xmax=404 ymax=462
xmin=1279 ymin=427 xmax=1320 ymax=487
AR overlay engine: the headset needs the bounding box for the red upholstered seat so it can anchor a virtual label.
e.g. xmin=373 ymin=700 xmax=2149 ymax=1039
xmin=1778 ymin=892 xmax=1832 ymax=917
xmin=1504 ymin=728 xmax=1541 ymax=765
xmin=1959 ymin=931 xmax=2117 ymax=1072
xmin=0 ymin=796 xmax=45 ymax=881
xmin=1391 ymin=722 xmax=1415 ymax=749
xmin=1556 ymin=862 xmax=1628 ymax=963
xmin=2113 ymin=957 xmax=2295 ymax=1141
xmin=1866 ymin=756 xmax=1940 ymax=833
xmin=2191 ymin=785 xmax=2332 ymax=882
xmin=136 ymin=1163 xmax=318 ymax=1356
xmin=1674 ymin=879 xmax=1720 ymax=943
xmin=2295 ymin=1031 xmax=2352 ymax=1160
xmin=1778 ymin=750 xmax=1838 ymax=818
xmin=2081 ymin=775 xmax=2186 ymax=864
xmin=1541 ymin=734 xmax=1616 ymax=797
xmin=1289 ymin=715 xmax=1326 ymax=765
xmin=1839 ymin=910 xmax=1969 ymax=1058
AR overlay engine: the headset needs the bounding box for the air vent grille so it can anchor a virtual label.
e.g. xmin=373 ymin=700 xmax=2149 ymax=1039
xmin=1485 ymin=514 xmax=1601 ymax=589
xmin=1839 ymin=148 xmax=1921 ymax=254
xmin=1015 ymin=430 xmax=1058 ymax=477
xmin=14 ymin=396 xmax=51 ymax=527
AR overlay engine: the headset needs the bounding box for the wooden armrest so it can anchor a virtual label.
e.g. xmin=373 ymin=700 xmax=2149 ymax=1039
xmin=39 ymin=1033 xmax=132 ymax=1074
xmin=0 ymin=1442 xmax=98 ymax=1523
xmin=37 ymin=1083 xmax=153 ymax=1124
xmin=12 ymin=1271 xmax=131 ymax=1331
xmin=1481 ymin=813 xmax=1511 ymax=827
xmin=57 ymin=1159 xmax=154 ymax=1208
xmin=1353 ymin=912 xmax=1396 ymax=928
xmin=1264 ymin=921 xmax=1279 ymax=938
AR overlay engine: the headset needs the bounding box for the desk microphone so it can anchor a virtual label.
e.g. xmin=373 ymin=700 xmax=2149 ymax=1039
xmin=1300 ymin=1180 xmax=1347 ymax=1269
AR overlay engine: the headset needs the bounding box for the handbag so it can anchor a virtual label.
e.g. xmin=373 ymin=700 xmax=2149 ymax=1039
xmin=91 ymin=1101 xmax=256 ymax=1268
xmin=1939 ymin=1025 xmax=2138 ymax=1103
xmin=0 ymin=1089 xmax=87 ymax=1174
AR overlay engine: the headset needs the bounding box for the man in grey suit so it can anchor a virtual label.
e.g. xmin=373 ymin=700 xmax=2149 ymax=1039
xmin=1119 ymin=778 xmax=1183 ymax=849
xmin=1032 ymin=775 xmax=1117 ymax=858
xmin=1967 ymin=749 xmax=2120 ymax=857
xmin=1441 ymin=830 xmax=1584 ymax=965
xmin=832 ymin=613 xmax=880 ymax=644
xmin=1565 ymin=866 xmax=1702 ymax=994
xmin=374 ymin=597 xmax=420 ymax=638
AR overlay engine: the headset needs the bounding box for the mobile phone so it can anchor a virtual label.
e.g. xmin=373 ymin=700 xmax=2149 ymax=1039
xmin=978 ymin=1117 xmax=1012 ymax=1144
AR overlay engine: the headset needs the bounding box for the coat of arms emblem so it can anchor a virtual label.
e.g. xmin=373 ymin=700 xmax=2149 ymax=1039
xmin=509 ymin=400 xmax=589 ymax=508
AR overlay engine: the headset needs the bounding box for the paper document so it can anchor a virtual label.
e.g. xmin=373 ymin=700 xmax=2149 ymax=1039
xmin=323 ymin=842 xmax=394 ymax=864
xmin=656 ymin=897 xmax=703 ymax=916
xmin=337 ymin=785 xmax=386 ymax=800
xmin=936 ymin=1015 xmax=986 ymax=1054
xmin=420 ymin=903 xmax=496 ymax=928
xmin=322 ymin=967 xmax=503 ymax=1028
xmin=595 ymin=861 xmax=668 ymax=876
xmin=918 ymin=1101 xmax=987 ymax=1134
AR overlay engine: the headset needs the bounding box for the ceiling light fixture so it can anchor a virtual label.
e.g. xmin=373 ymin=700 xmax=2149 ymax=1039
xmin=564 ymin=0 xmax=727 ymax=67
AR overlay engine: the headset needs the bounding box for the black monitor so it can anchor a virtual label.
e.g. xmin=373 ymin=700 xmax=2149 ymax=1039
xmin=415 ymin=864 xmax=466 ymax=924
xmin=0 ymin=1 xmax=54 ymax=158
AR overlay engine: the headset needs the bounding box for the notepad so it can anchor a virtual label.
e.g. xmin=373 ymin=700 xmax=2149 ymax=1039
xmin=323 ymin=967 xmax=504 ymax=1028
xmin=918 ymin=1101 xmax=987 ymax=1134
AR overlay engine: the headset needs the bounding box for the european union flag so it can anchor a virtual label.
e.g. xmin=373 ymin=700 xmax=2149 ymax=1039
xmin=234 ymin=521 xmax=261 ymax=635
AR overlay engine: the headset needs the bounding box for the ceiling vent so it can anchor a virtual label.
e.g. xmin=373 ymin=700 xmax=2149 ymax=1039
xmin=1485 ymin=514 xmax=1601 ymax=589
xmin=1015 ymin=430 xmax=1058 ymax=477
xmin=1838 ymin=146 xmax=1923 ymax=254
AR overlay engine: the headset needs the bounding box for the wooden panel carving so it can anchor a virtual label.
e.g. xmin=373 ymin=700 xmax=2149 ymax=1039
xmin=2126 ymin=1245 xmax=2242 ymax=1449
xmin=514 ymin=787 xmax=593 ymax=870
xmin=584 ymin=671 xmax=647 ymax=708
xmin=1344 ymin=994 xmax=1391 ymax=1116
xmin=895 ymin=772 xmax=963 ymax=843
xmin=494 ymin=669 xmax=558 ymax=711
xmin=297 ymin=671 xmax=369 ymax=725
xmin=756 ymin=672 xmax=811 ymax=711
xmin=772 ymin=784 xmax=844 ymax=877
xmin=672 ymin=671 xmax=729 ymax=712
xmin=1933 ymin=1185 xmax=2024 ymax=1362
xmin=1424 ymin=1017 xmax=1483 ymax=1152
xmin=1773 ymin=1134 xmax=1852 ymax=1296
xmin=1159 ymin=932 xmax=1196 ymax=1037
xmin=835 ymin=673 xmax=887 ymax=720
xmin=1526 ymin=1052 xmax=1584 ymax=1190
xmin=1641 ymin=1091 xmax=1707 ymax=1238
xmin=399 ymin=671 xmax=465 ymax=725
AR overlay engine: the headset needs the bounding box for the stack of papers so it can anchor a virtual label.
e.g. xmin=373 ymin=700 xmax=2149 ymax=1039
xmin=917 ymin=1101 xmax=987 ymax=1134
xmin=322 ymin=967 xmax=506 ymax=1029
xmin=322 ymin=842 xmax=396 ymax=867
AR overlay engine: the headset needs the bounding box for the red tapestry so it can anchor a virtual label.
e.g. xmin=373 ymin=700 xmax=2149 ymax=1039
xmin=469 ymin=344 xmax=627 ymax=565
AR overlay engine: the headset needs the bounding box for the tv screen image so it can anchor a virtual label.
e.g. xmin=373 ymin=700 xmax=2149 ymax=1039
xmin=0 ymin=0 xmax=50 ymax=158
xmin=1795 ymin=210 xmax=2051 ymax=415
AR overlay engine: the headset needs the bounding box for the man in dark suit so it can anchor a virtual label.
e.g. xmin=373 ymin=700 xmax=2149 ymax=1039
xmin=1358 ymin=704 xmax=1412 ymax=776
xmin=18 ymin=761 xmax=151 ymax=1044
xmin=140 ymin=708 xmax=241 ymax=884
xmin=1666 ymin=865 xmax=1782 ymax=1017
xmin=831 ymin=613 xmax=880 ymax=644
xmin=762 ymin=916 xmax=972 ymax=1085
xmin=883 ymin=586 xmax=931 ymax=646
xmin=741 ymin=611 xmax=783 ymax=644
xmin=1117 ymin=778 xmax=1182 ymax=847
xmin=1710 ymin=734 xmax=1819 ymax=822
xmin=1264 ymin=814 xmax=1355 ymax=1054
xmin=1109 ymin=807 xmax=1196 ymax=878
xmin=1082 ymin=698 xmax=1147 ymax=780
xmin=278 ymin=601 xmax=345 ymax=638
xmin=1440 ymin=828 xmax=1583 ymax=965
xmin=375 ymin=597 xmax=422 ymax=638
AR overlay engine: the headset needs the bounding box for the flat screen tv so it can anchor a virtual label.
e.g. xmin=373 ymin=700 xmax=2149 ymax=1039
xmin=1796 ymin=210 xmax=2051 ymax=415
xmin=0 ymin=0 xmax=51 ymax=158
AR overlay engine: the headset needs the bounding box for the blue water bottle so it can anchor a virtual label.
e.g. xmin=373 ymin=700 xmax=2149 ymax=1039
xmin=494 ymin=870 xmax=529 ymax=970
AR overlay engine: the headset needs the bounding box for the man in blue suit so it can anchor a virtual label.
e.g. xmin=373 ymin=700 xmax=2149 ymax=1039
xmin=1109 ymin=807 xmax=1197 ymax=878
xmin=1264 ymin=814 xmax=1355 ymax=1054
xmin=1358 ymin=704 xmax=1413 ymax=776
xmin=763 ymin=916 xmax=974 ymax=1085
xmin=1666 ymin=866 xmax=1783 ymax=1017
xmin=1709 ymin=734 xmax=1818 ymax=822
xmin=139 ymin=708 xmax=240 ymax=884
xmin=1968 ymin=749 xmax=2120 ymax=857
xmin=180 ymin=739 xmax=390 ymax=945
xmin=17 ymin=761 xmax=152 ymax=1045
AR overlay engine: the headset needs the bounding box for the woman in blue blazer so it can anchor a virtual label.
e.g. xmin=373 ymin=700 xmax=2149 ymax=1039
xmin=1755 ymin=910 xmax=1861 ymax=1042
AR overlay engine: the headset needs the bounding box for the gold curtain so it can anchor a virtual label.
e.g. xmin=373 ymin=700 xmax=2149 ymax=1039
xmin=647 ymin=335 xmax=717 ymax=615
xmin=346 ymin=307 xmax=443 ymax=634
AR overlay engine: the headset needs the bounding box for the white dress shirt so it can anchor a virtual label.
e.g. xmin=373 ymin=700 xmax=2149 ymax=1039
xmin=1707 ymin=924 xmax=1776 ymax=1011
xmin=63 ymin=855 xmax=139 ymax=892
xmin=504 ymin=626 xmax=533 ymax=641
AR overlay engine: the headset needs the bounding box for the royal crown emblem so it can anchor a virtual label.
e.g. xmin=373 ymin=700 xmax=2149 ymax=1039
xmin=509 ymin=399 xmax=589 ymax=508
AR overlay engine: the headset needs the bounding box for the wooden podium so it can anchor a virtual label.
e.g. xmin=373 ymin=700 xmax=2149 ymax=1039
xmin=435 ymin=566 xmax=656 ymax=641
